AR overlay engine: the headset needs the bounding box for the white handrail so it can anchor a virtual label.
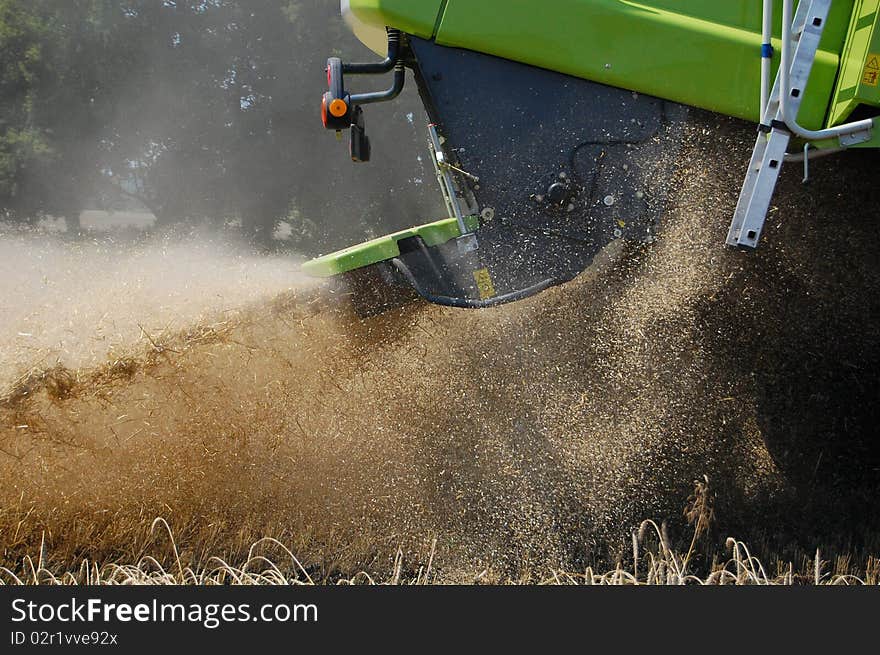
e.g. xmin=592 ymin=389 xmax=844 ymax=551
xmin=761 ymin=0 xmax=774 ymax=116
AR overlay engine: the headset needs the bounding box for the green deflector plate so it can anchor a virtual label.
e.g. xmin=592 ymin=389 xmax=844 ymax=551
xmin=301 ymin=215 xmax=479 ymax=278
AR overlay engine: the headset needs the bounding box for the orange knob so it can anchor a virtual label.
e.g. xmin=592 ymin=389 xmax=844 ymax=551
xmin=329 ymin=98 xmax=348 ymax=118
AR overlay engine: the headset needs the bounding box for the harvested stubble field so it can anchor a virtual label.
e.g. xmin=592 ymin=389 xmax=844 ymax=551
xmin=1 ymin=118 xmax=879 ymax=584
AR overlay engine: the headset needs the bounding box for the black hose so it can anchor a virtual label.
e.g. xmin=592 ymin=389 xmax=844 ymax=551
xmin=350 ymin=62 xmax=406 ymax=106
xmin=342 ymin=29 xmax=401 ymax=75
xmin=391 ymin=258 xmax=558 ymax=309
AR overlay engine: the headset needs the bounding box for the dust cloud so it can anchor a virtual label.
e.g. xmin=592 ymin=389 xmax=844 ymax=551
xmin=0 ymin=115 xmax=878 ymax=580
xmin=0 ymin=225 xmax=308 ymax=390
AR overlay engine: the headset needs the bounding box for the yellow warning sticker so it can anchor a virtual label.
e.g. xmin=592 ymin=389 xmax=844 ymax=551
xmin=473 ymin=268 xmax=497 ymax=300
xmin=863 ymin=53 xmax=880 ymax=87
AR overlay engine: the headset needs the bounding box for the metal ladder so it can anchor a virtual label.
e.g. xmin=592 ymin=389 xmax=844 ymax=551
xmin=727 ymin=0 xmax=831 ymax=248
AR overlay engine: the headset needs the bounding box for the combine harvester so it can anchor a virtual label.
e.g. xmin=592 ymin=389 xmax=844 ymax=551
xmin=304 ymin=0 xmax=879 ymax=312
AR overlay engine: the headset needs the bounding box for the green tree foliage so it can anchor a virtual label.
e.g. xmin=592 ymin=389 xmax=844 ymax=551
xmin=0 ymin=0 xmax=51 ymax=219
xmin=0 ymin=0 xmax=441 ymax=248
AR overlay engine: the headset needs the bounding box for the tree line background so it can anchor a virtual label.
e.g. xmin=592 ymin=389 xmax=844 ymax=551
xmin=0 ymin=0 xmax=441 ymax=252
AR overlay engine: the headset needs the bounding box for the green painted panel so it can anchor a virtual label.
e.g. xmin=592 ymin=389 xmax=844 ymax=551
xmin=829 ymin=0 xmax=880 ymax=126
xmin=346 ymin=0 xmax=444 ymax=39
xmin=434 ymin=0 xmax=855 ymax=128
xmin=301 ymin=215 xmax=479 ymax=278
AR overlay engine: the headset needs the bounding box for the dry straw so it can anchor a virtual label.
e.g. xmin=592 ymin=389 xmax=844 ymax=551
xmin=1 ymin=516 xmax=875 ymax=586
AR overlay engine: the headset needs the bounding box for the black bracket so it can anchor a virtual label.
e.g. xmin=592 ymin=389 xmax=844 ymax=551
xmin=320 ymin=29 xmax=407 ymax=164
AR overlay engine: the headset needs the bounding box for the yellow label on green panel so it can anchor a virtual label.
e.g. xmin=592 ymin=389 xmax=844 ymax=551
xmin=473 ymin=268 xmax=496 ymax=300
xmin=863 ymin=54 xmax=880 ymax=87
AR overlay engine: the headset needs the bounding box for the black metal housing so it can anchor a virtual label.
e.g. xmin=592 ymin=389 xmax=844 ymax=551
xmin=382 ymin=37 xmax=690 ymax=308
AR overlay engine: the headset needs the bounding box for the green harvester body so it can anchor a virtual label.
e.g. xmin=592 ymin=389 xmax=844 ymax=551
xmin=306 ymin=1 xmax=880 ymax=308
